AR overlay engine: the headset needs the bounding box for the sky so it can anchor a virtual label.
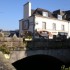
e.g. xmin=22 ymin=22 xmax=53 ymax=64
xmin=0 ymin=0 xmax=70 ymax=30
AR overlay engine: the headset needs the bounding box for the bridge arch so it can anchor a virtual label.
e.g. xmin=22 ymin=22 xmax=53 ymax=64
xmin=10 ymin=49 xmax=70 ymax=64
xmin=12 ymin=54 xmax=64 ymax=70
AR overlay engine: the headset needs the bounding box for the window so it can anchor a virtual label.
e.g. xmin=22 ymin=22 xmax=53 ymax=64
xmin=22 ymin=20 xmax=29 ymax=30
xmin=35 ymin=22 xmax=38 ymax=25
xmin=53 ymin=23 xmax=56 ymax=30
xmin=42 ymin=22 xmax=46 ymax=29
xmin=42 ymin=12 xmax=48 ymax=17
xmin=58 ymin=15 xmax=62 ymax=20
xmin=61 ymin=25 xmax=65 ymax=31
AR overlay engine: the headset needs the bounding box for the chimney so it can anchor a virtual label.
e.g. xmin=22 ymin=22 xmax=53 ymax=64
xmin=24 ymin=2 xmax=31 ymax=19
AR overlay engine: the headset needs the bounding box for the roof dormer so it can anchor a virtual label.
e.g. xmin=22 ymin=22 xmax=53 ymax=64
xmin=42 ymin=11 xmax=48 ymax=17
xmin=57 ymin=15 xmax=62 ymax=20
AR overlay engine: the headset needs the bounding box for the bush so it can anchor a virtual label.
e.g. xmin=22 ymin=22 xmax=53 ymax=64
xmin=0 ymin=32 xmax=4 ymax=37
xmin=0 ymin=44 xmax=10 ymax=54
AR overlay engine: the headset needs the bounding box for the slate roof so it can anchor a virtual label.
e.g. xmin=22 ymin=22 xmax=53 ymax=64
xmin=53 ymin=9 xmax=70 ymax=21
xmin=31 ymin=8 xmax=54 ymax=18
xmin=31 ymin=8 xmax=70 ymax=21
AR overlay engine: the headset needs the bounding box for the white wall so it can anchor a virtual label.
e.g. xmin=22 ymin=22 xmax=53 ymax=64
xmin=24 ymin=2 xmax=31 ymax=19
xmin=68 ymin=22 xmax=70 ymax=37
xmin=35 ymin=16 xmax=69 ymax=35
xmin=19 ymin=15 xmax=70 ymax=37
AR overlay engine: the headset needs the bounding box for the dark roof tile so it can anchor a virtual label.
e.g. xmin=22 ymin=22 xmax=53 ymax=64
xmin=31 ymin=8 xmax=54 ymax=18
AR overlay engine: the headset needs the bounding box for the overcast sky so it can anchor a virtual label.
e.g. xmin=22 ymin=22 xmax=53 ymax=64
xmin=0 ymin=0 xmax=70 ymax=30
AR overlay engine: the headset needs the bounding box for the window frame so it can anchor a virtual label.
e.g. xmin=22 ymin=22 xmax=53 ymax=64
xmin=42 ymin=22 xmax=46 ymax=30
xmin=61 ymin=25 xmax=65 ymax=31
xmin=42 ymin=11 xmax=48 ymax=17
xmin=58 ymin=15 xmax=62 ymax=20
xmin=53 ymin=23 xmax=56 ymax=30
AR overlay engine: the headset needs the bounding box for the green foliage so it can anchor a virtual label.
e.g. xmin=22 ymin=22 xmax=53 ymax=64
xmin=23 ymin=41 xmax=27 ymax=46
xmin=0 ymin=44 xmax=10 ymax=54
xmin=61 ymin=65 xmax=70 ymax=70
xmin=28 ymin=36 xmax=32 ymax=39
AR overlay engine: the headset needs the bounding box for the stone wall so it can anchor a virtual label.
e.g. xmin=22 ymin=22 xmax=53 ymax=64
xmin=10 ymin=49 xmax=70 ymax=64
xmin=0 ymin=37 xmax=25 ymax=48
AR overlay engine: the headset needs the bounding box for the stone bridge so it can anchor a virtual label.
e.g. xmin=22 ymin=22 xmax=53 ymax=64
xmin=9 ymin=49 xmax=70 ymax=64
xmin=8 ymin=40 xmax=70 ymax=70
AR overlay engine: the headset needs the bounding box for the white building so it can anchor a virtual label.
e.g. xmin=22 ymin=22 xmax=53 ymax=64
xmin=19 ymin=2 xmax=70 ymax=39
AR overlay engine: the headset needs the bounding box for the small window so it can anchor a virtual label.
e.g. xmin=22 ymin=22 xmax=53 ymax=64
xmin=61 ymin=25 xmax=65 ymax=31
xmin=53 ymin=23 xmax=56 ymax=30
xmin=43 ymin=12 xmax=48 ymax=17
xmin=35 ymin=23 xmax=38 ymax=25
xmin=58 ymin=15 xmax=62 ymax=20
xmin=42 ymin=22 xmax=46 ymax=29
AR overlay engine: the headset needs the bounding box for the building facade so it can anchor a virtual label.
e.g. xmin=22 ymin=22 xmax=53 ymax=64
xmin=19 ymin=2 xmax=70 ymax=39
